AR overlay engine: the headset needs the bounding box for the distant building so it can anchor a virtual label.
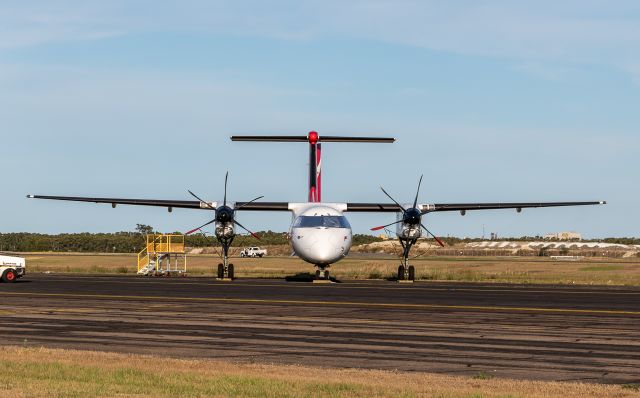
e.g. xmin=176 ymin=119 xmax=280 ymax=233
xmin=544 ymin=232 xmax=582 ymax=241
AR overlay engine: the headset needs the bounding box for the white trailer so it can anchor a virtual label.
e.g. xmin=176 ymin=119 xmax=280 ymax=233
xmin=0 ymin=255 xmax=26 ymax=283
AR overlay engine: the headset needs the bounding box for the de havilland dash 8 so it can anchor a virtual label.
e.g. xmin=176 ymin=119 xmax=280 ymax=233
xmin=28 ymin=132 xmax=606 ymax=281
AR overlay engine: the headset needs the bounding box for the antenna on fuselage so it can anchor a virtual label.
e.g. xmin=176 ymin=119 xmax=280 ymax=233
xmin=230 ymin=132 xmax=395 ymax=203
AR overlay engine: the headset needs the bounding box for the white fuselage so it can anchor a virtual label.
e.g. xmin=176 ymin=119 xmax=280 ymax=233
xmin=288 ymin=204 xmax=353 ymax=266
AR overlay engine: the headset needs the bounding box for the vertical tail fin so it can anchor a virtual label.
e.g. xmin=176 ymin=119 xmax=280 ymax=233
xmin=308 ymin=131 xmax=320 ymax=202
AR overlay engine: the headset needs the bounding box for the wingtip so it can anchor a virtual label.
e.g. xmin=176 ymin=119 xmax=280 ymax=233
xmin=26 ymin=194 xmax=34 ymax=198
xmin=600 ymin=201 xmax=607 ymax=205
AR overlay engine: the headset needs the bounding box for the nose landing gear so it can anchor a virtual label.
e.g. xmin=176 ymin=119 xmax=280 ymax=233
xmin=397 ymin=238 xmax=417 ymax=283
xmin=313 ymin=266 xmax=332 ymax=283
xmin=216 ymin=234 xmax=235 ymax=281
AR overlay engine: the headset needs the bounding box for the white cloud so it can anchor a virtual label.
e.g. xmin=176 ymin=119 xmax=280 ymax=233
xmin=2 ymin=1 xmax=640 ymax=65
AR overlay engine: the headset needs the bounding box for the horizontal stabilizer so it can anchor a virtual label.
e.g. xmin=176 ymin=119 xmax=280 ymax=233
xmin=317 ymin=136 xmax=395 ymax=143
xmin=231 ymin=135 xmax=394 ymax=143
xmin=231 ymin=136 xmax=308 ymax=142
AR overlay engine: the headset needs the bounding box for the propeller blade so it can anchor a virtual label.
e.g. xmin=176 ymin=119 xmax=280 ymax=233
xmin=185 ymin=219 xmax=215 ymax=235
xmin=420 ymin=223 xmax=445 ymax=247
xmin=223 ymin=171 xmax=229 ymax=207
xmin=187 ymin=190 xmax=215 ymax=210
xmin=234 ymin=220 xmax=260 ymax=240
xmin=235 ymin=195 xmax=265 ymax=210
xmin=380 ymin=187 xmax=406 ymax=212
xmin=413 ymin=174 xmax=423 ymax=209
xmin=371 ymin=219 xmax=403 ymax=231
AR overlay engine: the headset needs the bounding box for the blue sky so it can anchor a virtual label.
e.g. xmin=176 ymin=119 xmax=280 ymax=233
xmin=1 ymin=1 xmax=638 ymax=238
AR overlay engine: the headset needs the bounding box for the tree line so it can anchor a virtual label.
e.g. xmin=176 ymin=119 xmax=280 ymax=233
xmin=0 ymin=225 xmax=636 ymax=253
xmin=0 ymin=224 xmax=384 ymax=253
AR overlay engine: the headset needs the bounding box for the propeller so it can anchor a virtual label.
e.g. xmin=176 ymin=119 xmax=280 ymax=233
xmin=185 ymin=219 xmax=216 ymax=235
xmin=223 ymin=171 xmax=228 ymax=206
xmin=234 ymin=220 xmax=260 ymax=240
xmin=184 ymin=172 xmax=262 ymax=240
xmin=371 ymin=175 xmax=445 ymax=247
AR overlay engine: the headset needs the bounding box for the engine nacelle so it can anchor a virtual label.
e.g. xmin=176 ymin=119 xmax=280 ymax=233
xmin=215 ymin=222 xmax=235 ymax=239
xmin=398 ymin=224 xmax=422 ymax=240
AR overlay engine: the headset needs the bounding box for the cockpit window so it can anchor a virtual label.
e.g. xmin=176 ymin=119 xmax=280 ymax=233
xmin=293 ymin=215 xmax=351 ymax=228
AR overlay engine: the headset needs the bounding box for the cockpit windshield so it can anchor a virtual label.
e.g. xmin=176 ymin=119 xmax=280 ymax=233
xmin=293 ymin=215 xmax=351 ymax=229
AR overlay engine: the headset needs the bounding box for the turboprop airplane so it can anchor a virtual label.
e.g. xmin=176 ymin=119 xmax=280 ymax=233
xmin=28 ymin=131 xmax=606 ymax=281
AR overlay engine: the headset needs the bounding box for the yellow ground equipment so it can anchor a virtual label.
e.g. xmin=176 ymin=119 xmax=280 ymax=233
xmin=137 ymin=234 xmax=187 ymax=276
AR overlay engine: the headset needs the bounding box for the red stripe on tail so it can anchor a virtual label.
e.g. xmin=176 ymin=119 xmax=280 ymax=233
xmin=316 ymin=143 xmax=321 ymax=202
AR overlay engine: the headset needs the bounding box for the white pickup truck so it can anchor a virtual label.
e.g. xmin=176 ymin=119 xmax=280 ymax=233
xmin=240 ymin=247 xmax=267 ymax=258
xmin=0 ymin=255 xmax=26 ymax=283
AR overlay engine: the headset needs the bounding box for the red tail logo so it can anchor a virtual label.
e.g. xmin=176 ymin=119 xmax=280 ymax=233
xmin=308 ymin=131 xmax=321 ymax=202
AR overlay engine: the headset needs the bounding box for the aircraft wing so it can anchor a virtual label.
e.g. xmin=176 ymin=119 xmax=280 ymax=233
xmin=27 ymin=195 xmax=207 ymax=210
xmin=28 ymin=195 xmax=605 ymax=213
xmin=345 ymin=201 xmax=606 ymax=213
xmin=233 ymin=201 xmax=290 ymax=211
xmin=27 ymin=195 xmax=293 ymax=212
xmin=425 ymin=201 xmax=606 ymax=213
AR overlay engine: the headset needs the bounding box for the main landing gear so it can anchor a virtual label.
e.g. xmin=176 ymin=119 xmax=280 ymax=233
xmin=397 ymin=238 xmax=417 ymax=282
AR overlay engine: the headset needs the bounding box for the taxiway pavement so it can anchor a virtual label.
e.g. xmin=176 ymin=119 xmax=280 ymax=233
xmin=1 ymin=274 xmax=639 ymax=383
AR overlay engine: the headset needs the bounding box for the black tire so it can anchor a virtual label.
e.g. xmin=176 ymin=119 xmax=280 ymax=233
xmin=315 ymin=270 xmax=321 ymax=279
xmin=324 ymin=270 xmax=330 ymax=280
xmin=228 ymin=264 xmax=234 ymax=279
xmin=397 ymin=265 xmax=405 ymax=280
xmin=2 ymin=269 xmax=17 ymax=283
xmin=217 ymin=264 xmax=224 ymax=279
xmin=408 ymin=265 xmax=416 ymax=281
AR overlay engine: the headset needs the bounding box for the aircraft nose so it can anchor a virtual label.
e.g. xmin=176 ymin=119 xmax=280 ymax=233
xmin=309 ymin=239 xmax=344 ymax=263
xmin=292 ymin=228 xmax=350 ymax=265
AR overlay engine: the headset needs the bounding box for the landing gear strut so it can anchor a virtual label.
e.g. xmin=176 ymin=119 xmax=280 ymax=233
xmin=397 ymin=239 xmax=416 ymax=282
xmin=217 ymin=235 xmax=235 ymax=280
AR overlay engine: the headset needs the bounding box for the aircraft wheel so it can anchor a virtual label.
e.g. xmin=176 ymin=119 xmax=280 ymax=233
xmin=315 ymin=270 xmax=321 ymax=279
xmin=217 ymin=264 xmax=224 ymax=279
xmin=397 ymin=265 xmax=405 ymax=280
xmin=228 ymin=264 xmax=234 ymax=279
xmin=2 ymin=269 xmax=16 ymax=283
xmin=408 ymin=265 xmax=416 ymax=281
xmin=324 ymin=270 xmax=330 ymax=280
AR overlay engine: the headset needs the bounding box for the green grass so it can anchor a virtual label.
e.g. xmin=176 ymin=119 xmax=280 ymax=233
xmin=473 ymin=372 xmax=495 ymax=380
xmin=0 ymin=359 xmax=367 ymax=398
xmin=1 ymin=347 xmax=635 ymax=398
xmin=622 ymin=384 xmax=640 ymax=391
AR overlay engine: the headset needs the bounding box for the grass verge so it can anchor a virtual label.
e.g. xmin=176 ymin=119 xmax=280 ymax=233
xmin=0 ymin=346 xmax=636 ymax=398
xmin=20 ymin=253 xmax=640 ymax=285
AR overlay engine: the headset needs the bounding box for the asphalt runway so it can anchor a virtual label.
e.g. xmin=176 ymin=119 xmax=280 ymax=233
xmin=1 ymin=274 xmax=639 ymax=383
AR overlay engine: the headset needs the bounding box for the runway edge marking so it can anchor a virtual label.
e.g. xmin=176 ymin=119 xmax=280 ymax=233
xmin=2 ymin=291 xmax=640 ymax=316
